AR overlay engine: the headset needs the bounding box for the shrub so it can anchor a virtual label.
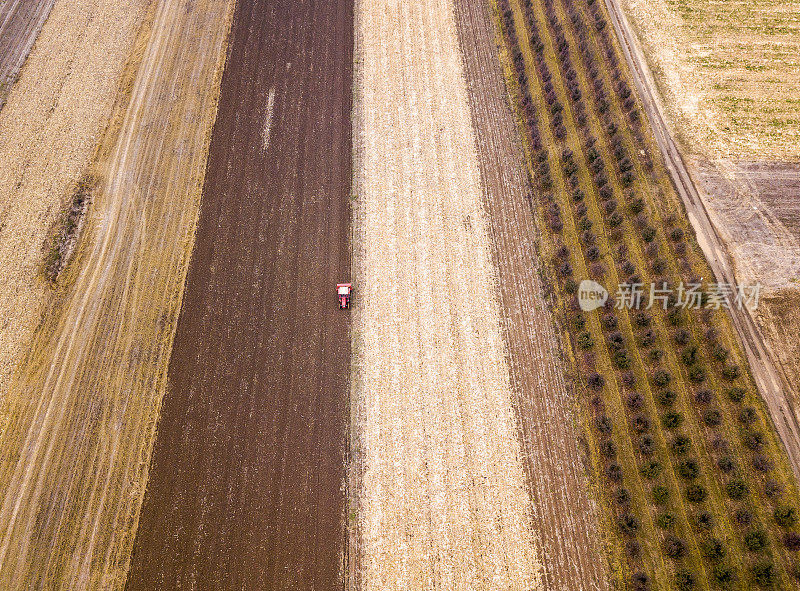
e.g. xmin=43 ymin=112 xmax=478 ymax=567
xmin=638 ymin=435 xmax=655 ymax=456
xmin=785 ymin=532 xmax=800 ymax=551
xmin=775 ymin=506 xmax=798 ymax=528
xmin=640 ymin=460 xmax=661 ymax=479
xmin=671 ymin=436 xmax=691 ymax=455
xmin=674 ymin=570 xmax=695 ymax=590
xmin=745 ymin=529 xmax=767 ymax=552
xmin=688 ymin=366 xmax=706 ymax=383
xmin=712 ymin=564 xmax=735 ymax=586
xmin=656 ymin=389 xmax=676 ymax=407
xmin=587 ymin=372 xmax=605 ymax=390
xmin=712 ymin=344 xmax=729 ymax=361
xmin=596 ymin=415 xmax=613 ymax=434
xmin=752 ymin=454 xmax=772 ymax=473
xmin=628 ymin=197 xmax=645 ymax=214
xmin=722 ymin=364 xmax=741 ymax=380
xmin=600 ymin=440 xmax=617 ymax=458
xmin=726 ymin=387 xmax=746 ymax=403
xmin=654 ymin=515 xmax=674 ymax=533
xmin=744 ymin=431 xmax=765 ymax=451
xmin=632 ymin=414 xmax=650 ymax=433
xmin=670 ymin=227 xmax=685 ymax=242
xmin=751 ymin=561 xmax=775 ymax=588
xmin=765 ymin=479 xmax=784 ymax=499
xmin=615 ymin=487 xmax=631 ymax=505
xmin=652 ymin=485 xmax=670 ymax=505
xmin=674 ymin=328 xmax=690 ymax=345
xmin=702 ymin=538 xmax=726 ymax=561
xmin=726 ymin=479 xmax=747 ymax=500
xmin=703 ymin=409 xmax=722 ymax=427
xmin=577 ymin=331 xmax=594 ymax=349
xmin=649 ymin=349 xmax=663 ymax=363
xmin=634 ymin=311 xmax=651 ymax=327
xmin=717 ymin=456 xmax=735 ymax=473
xmin=627 ymin=391 xmax=644 ymax=409
xmin=663 ymin=535 xmax=687 ymax=559
xmin=735 ymin=508 xmax=753 ymax=526
xmin=626 ymin=540 xmax=642 ymax=558
xmin=686 ymin=484 xmax=707 ymax=503
xmin=677 ymin=460 xmax=700 ymax=480
xmin=639 ymin=329 xmax=656 ymax=347
xmin=607 ymin=464 xmax=623 ymax=482
xmin=641 ymin=226 xmax=656 ymax=242
xmin=613 ymin=350 xmax=631 ymax=369
xmin=695 ymin=511 xmax=714 ymax=530
xmin=631 ymin=571 xmax=649 ymax=591
xmin=618 ymin=513 xmax=640 ymax=536
xmin=694 ymin=389 xmax=712 ymax=404
xmin=739 ymin=407 xmax=758 ymax=425
xmin=603 ymin=314 xmax=618 ymax=330
xmin=662 ymin=411 xmax=683 ymax=430
xmin=652 ymin=369 xmax=671 ymax=388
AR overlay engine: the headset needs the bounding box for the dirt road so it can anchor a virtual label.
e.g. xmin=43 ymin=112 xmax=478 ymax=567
xmin=0 ymin=0 xmax=54 ymax=108
xmin=604 ymin=0 xmax=800 ymax=480
xmin=352 ymin=0 xmax=542 ymax=588
xmin=0 ymin=1 xmax=234 ymax=587
xmin=126 ymin=1 xmax=353 ymax=589
xmin=453 ymin=2 xmax=610 ymax=588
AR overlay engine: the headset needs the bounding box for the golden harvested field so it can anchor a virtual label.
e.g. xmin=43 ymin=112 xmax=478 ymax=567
xmin=0 ymin=0 xmax=55 ymax=109
xmin=0 ymin=0 xmax=150 ymax=407
xmin=617 ymin=0 xmax=800 ymax=159
xmin=0 ymin=0 xmax=235 ymax=587
xmin=352 ymin=0 xmax=542 ymax=588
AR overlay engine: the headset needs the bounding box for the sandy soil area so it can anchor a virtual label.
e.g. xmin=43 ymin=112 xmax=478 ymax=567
xmin=453 ymin=1 xmax=610 ymax=588
xmin=126 ymin=0 xmax=353 ymax=588
xmin=352 ymin=0 xmax=542 ymax=588
xmin=616 ymin=0 xmax=799 ymax=160
xmin=0 ymin=0 xmax=150 ymax=407
xmin=0 ymin=0 xmax=55 ymax=109
xmin=0 ymin=0 xmax=235 ymax=587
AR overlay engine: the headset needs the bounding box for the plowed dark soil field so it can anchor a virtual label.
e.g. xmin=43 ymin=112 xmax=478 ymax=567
xmin=125 ymin=0 xmax=353 ymax=588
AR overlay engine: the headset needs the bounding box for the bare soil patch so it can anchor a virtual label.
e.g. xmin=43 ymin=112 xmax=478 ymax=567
xmin=453 ymin=1 xmax=609 ymax=588
xmin=126 ymin=0 xmax=353 ymax=588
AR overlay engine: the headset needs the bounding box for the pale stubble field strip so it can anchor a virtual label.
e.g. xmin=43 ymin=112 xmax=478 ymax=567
xmin=353 ymin=0 xmax=542 ymax=588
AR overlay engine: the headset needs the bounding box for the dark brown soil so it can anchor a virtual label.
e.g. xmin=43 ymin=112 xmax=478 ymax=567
xmin=125 ymin=1 xmax=353 ymax=589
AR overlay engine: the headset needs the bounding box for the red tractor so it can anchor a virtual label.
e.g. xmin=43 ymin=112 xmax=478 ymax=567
xmin=337 ymin=283 xmax=352 ymax=309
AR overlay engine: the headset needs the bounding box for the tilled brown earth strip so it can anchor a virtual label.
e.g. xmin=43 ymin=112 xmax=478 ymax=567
xmin=453 ymin=1 xmax=609 ymax=588
xmin=126 ymin=1 xmax=353 ymax=588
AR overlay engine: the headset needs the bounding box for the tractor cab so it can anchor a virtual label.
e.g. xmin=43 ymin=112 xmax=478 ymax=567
xmin=337 ymin=283 xmax=352 ymax=309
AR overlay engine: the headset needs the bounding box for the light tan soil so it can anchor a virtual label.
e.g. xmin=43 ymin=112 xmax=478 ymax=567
xmin=616 ymin=0 xmax=800 ymax=160
xmin=352 ymin=0 xmax=542 ymax=588
xmin=453 ymin=1 xmax=610 ymax=588
xmin=0 ymin=0 xmax=235 ymax=588
xmin=0 ymin=0 xmax=151 ymax=404
xmin=0 ymin=0 xmax=55 ymax=109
